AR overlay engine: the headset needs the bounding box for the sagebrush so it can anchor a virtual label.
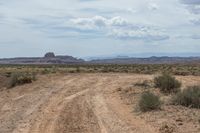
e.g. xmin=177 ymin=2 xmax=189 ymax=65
xmin=139 ymin=91 xmax=161 ymax=112
xmin=8 ymin=72 xmax=36 ymax=88
xmin=154 ymin=73 xmax=181 ymax=94
xmin=173 ymin=86 xmax=200 ymax=108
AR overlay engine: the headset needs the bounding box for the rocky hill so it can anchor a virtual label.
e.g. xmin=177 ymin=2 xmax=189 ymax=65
xmin=0 ymin=52 xmax=84 ymax=64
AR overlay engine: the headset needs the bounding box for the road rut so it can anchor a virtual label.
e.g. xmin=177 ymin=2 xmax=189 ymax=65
xmin=0 ymin=74 xmax=157 ymax=133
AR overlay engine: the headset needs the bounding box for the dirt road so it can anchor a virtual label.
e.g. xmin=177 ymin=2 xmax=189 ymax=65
xmin=0 ymin=73 xmax=160 ymax=133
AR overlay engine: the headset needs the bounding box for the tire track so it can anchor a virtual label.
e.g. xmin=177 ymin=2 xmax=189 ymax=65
xmin=0 ymin=74 xmax=158 ymax=133
xmin=27 ymin=75 xmax=101 ymax=133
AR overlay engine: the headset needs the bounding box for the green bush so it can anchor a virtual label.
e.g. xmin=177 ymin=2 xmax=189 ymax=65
xmin=139 ymin=91 xmax=161 ymax=112
xmin=8 ymin=72 xmax=36 ymax=88
xmin=173 ymin=86 xmax=200 ymax=108
xmin=154 ymin=73 xmax=181 ymax=94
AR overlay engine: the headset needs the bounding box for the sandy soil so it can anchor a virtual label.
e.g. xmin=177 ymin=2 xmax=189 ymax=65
xmin=0 ymin=75 xmax=9 ymax=89
xmin=0 ymin=73 xmax=199 ymax=133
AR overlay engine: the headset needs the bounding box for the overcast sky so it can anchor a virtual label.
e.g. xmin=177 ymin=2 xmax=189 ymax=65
xmin=0 ymin=0 xmax=200 ymax=58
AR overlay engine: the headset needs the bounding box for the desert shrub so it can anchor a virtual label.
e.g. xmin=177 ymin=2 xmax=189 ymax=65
xmin=8 ymin=72 xmax=36 ymax=88
xmin=101 ymin=68 xmax=110 ymax=73
xmin=173 ymin=86 xmax=200 ymax=108
xmin=5 ymin=72 xmax=12 ymax=77
xmin=139 ymin=91 xmax=161 ymax=112
xmin=50 ymin=67 xmax=57 ymax=73
xmin=41 ymin=68 xmax=50 ymax=74
xmin=76 ymin=67 xmax=81 ymax=73
xmin=154 ymin=73 xmax=181 ymax=94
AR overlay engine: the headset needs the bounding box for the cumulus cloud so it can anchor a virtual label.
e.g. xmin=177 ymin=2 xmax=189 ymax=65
xmin=109 ymin=16 xmax=129 ymax=26
xmin=70 ymin=16 xmax=128 ymax=29
xmin=69 ymin=16 xmax=169 ymax=41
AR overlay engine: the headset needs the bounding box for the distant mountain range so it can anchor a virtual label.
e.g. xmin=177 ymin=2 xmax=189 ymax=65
xmin=89 ymin=56 xmax=200 ymax=64
xmin=0 ymin=52 xmax=200 ymax=64
xmin=84 ymin=53 xmax=200 ymax=61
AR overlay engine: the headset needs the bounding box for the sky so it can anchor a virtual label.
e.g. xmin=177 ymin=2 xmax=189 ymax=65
xmin=0 ymin=0 xmax=200 ymax=58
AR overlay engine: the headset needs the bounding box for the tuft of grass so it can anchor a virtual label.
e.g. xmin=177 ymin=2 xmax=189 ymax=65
xmin=173 ymin=86 xmax=200 ymax=109
xmin=154 ymin=73 xmax=181 ymax=94
xmin=8 ymin=72 xmax=36 ymax=88
xmin=139 ymin=91 xmax=161 ymax=112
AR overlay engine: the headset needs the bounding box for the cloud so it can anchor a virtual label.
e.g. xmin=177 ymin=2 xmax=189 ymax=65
xmin=181 ymin=0 xmax=200 ymax=14
xmin=148 ymin=3 xmax=159 ymax=11
xmin=190 ymin=34 xmax=200 ymax=39
xmin=70 ymin=16 xmax=107 ymax=29
xmin=70 ymin=16 xmax=128 ymax=28
xmin=175 ymin=34 xmax=200 ymax=40
xmin=109 ymin=28 xmax=169 ymax=41
xmin=190 ymin=18 xmax=200 ymax=25
xmin=181 ymin=0 xmax=200 ymax=5
xmin=188 ymin=5 xmax=200 ymax=14
xmin=69 ymin=16 xmax=169 ymax=41
xmin=109 ymin=16 xmax=129 ymax=26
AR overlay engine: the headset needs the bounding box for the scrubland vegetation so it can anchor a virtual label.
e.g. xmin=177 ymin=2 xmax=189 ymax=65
xmin=1 ymin=64 xmax=199 ymax=90
xmin=118 ymin=73 xmax=200 ymax=132
xmin=0 ymin=65 xmax=199 ymax=133
xmin=0 ymin=63 xmax=200 ymax=75
xmin=0 ymin=65 xmax=199 ymax=108
xmin=136 ymin=73 xmax=200 ymax=112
